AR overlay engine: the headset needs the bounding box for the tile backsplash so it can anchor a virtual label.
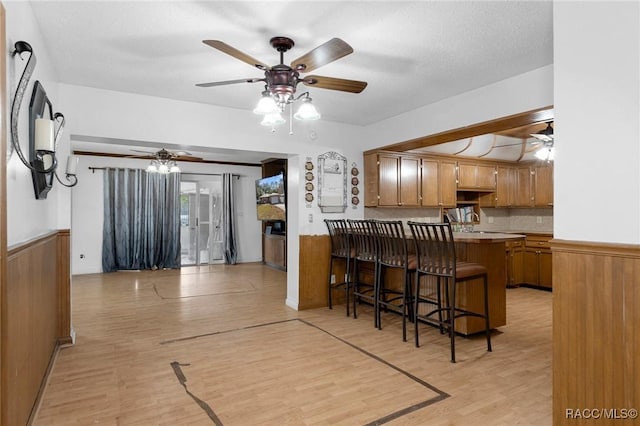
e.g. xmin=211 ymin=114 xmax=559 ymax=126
xmin=364 ymin=207 xmax=441 ymax=223
xmin=477 ymin=207 xmax=553 ymax=233
xmin=364 ymin=207 xmax=553 ymax=233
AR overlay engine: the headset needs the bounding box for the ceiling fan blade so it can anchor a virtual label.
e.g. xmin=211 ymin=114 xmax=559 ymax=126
xmin=291 ymin=38 xmax=353 ymax=72
xmin=175 ymin=155 xmax=203 ymax=162
xmin=203 ymin=40 xmax=270 ymax=70
xmin=196 ymin=78 xmax=265 ymax=88
xmin=131 ymin=149 xmax=156 ymax=155
xmin=302 ymin=75 xmax=367 ymax=93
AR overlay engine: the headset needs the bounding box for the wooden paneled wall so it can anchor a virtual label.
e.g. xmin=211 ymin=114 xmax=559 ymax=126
xmin=552 ymin=240 xmax=640 ymax=425
xmin=2 ymin=230 xmax=71 ymax=426
xmin=298 ymin=235 xmax=332 ymax=310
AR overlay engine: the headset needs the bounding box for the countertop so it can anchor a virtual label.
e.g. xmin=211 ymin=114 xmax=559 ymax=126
xmin=452 ymin=232 xmax=526 ymax=243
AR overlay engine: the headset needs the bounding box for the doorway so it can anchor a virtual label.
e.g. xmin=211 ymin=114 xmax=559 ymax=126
xmin=180 ymin=179 xmax=224 ymax=266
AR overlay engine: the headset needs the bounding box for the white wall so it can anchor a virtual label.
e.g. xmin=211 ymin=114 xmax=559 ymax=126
xmin=363 ymin=65 xmax=554 ymax=150
xmin=554 ymin=2 xmax=640 ymax=244
xmin=5 ymin=1 xmax=70 ymax=245
xmin=70 ymin=155 xmax=263 ymax=274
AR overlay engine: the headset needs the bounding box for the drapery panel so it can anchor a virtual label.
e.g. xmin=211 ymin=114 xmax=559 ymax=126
xmin=222 ymin=173 xmax=237 ymax=264
xmin=102 ymin=168 xmax=181 ymax=272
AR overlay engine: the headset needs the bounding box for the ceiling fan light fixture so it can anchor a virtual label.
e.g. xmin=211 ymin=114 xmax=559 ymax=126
xmin=146 ymin=159 xmax=180 ymax=174
xmin=260 ymin=112 xmax=285 ymax=127
xmin=535 ymin=144 xmax=555 ymax=161
xmin=531 ymin=122 xmax=554 ymax=143
xmin=253 ymin=91 xmax=279 ymax=115
xmin=294 ymin=96 xmax=321 ymax=121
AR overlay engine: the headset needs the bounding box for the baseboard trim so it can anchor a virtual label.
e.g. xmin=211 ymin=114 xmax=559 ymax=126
xmin=551 ymin=238 xmax=640 ymax=258
xmin=28 ymin=342 xmax=61 ymax=425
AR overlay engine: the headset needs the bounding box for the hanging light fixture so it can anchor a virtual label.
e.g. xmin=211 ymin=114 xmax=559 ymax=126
xmin=260 ymin=112 xmax=286 ymax=127
xmin=535 ymin=142 xmax=555 ymax=162
xmin=145 ymin=149 xmax=180 ymax=173
xmin=253 ymin=90 xmax=279 ymax=115
xmin=293 ymin=94 xmax=321 ymax=121
xmin=254 ymin=87 xmax=320 ymax=131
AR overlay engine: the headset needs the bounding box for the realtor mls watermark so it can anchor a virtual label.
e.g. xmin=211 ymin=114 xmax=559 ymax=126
xmin=566 ymin=408 xmax=638 ymax=420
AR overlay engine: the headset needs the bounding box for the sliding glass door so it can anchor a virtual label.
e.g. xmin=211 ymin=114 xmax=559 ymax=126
xmin=180 ymin=179 xmax=223 ymax=266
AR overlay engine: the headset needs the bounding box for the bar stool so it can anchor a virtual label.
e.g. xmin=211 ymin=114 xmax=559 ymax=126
xmin=373 ymin=220 xmax=416 ymax=342
xmin=324 ymin=219 xmax=354 ymax=316
xmin=347 ymin=219 xmax=379 ymax=327
xmin=407 ymin=221 xmax=492 ymax=363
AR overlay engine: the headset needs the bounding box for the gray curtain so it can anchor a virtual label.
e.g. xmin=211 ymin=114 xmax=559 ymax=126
xmin=222 ymin=173 xmax=237 ymax=264
xmin=102 ymin=168 xmax=181 ymax=272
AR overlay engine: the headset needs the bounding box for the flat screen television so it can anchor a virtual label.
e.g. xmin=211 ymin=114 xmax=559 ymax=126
xmin=255 ymin=173 xmax=286 ymax=222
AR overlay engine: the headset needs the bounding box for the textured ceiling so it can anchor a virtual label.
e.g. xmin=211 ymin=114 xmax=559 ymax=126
xmin=28 ymin=1 xmax=553 ymax=161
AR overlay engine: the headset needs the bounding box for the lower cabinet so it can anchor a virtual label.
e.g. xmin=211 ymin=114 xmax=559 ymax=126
xmin=505 ymin=238 xmax=524 ymax=287
xmin=522 ymin=234 xmax=552 ymax=289
xmin=263 ymin=233 xmax=286 ymax=270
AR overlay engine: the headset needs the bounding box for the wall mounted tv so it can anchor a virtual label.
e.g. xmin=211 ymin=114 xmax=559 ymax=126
xmin=255 ymin=173 xmax=286 ymax=222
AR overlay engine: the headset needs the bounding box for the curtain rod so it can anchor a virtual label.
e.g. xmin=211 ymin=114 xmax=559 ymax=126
xmin=88 ymin=167 xmax=243 ymax=177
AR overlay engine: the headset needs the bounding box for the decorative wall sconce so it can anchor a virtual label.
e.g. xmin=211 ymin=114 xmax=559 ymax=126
xmin=10 ymin=41 xmax=78 ymax=199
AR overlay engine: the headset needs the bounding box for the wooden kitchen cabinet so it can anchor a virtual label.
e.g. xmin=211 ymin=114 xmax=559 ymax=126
xmin=364 ymin=152 xmax=420 ymax=207
xmin=264 ymin=233 xmax=286 ymax=270
xmin=514 ymin=166 xmax=534 ymax=207
xmin=457 ymin=161 xmax=496 ymax=190
xmin=532 ymin=164 xmax=554 ymax=207
xmin=420 ymin=158 xmax=457 ymax=207
xmin=481 ymin=163 xmax=553 ymax=209
xmin=522 ymin=234 xmax=553 ymax=289
xmin=481 ymin=165 xmax=516 ymax=207
xmin=505 ymin=238 xmax=524 ymax=287
xmin=378 ymin=154 xmax=400 ymax=206
xmin=400 ymin=156 xmax=421 ymax=206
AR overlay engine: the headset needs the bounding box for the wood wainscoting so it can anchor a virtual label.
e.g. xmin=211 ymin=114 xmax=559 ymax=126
xmin=298 ymin=235 xmax=332 ymax=310
xmin=552 ymin=239 xmax=640 ymax=425
xmin=2 ymin=230 xmax=72 ymax=426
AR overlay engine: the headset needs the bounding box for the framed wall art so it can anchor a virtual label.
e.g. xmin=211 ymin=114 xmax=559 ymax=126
xmin=317 ymin=151 xmax=347 ymax=213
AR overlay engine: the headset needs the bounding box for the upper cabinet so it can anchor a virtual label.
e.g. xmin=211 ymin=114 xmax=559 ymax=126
xmin=420 ymin=158 xmax=457 ymax=207
xmin=480 ymin=164 xmax=553 ymax=208
xmin=532 ymin=164 xmax=554 ymax=207
xmin=457 ymin=162 xmax=496 ymax=191
xmin=364 ymin=151 xmax=552 ymax=209
xmin=364 ymin=152 xmax=420 ymax=207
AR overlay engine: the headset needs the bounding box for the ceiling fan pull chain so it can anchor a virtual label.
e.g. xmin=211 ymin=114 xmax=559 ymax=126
xmin=289 ymin=105 xmax=293 ymax=135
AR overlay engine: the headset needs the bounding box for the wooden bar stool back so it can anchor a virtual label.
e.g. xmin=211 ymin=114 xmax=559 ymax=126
xmin=324 ymin=219 xmax=354 ymax=316
xmin=407 ymin=221 xmax=492 ymax=363
xmin=347 ymin=219 xmax=379 ymax=327
xmin=373 ymin=220 xmax=416 ymax=342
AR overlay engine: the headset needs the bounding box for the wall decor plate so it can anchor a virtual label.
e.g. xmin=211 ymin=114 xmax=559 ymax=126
xmin=351 ymin=176 xmax=359 ymax=186
xmin=305 ymin=161 xmax=314 ymax=171
xmin=351 ymin=186 xmax=359 ymax=195
xmin=305 ymin=171 xmax=314 ymax=181
xmin=351 ymin=196 xmax=360 ymax=205
xmin=305 ymin=182 xmax=314 ymax=191
xmin=351 ymin=167 xmax=359 ymax=176
xmin=305 ymin=193 xmax=314 ymax=202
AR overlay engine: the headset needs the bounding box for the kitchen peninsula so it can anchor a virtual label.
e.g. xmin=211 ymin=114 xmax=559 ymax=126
xmin=447 ymin=231 xmax=525 ymax=334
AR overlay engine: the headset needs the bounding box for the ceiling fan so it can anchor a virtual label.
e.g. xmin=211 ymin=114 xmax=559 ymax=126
xmin=131 ymin=148 xmax=199 ymax=161
xmin=131 ymin=148 xmax=202 ymax=173
xmin=196 ymin=36 xmax=368 ymax=119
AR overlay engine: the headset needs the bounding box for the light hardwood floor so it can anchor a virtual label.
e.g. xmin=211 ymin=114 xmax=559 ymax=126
xmin=34 ymin=264 xmax=551 ymax=425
